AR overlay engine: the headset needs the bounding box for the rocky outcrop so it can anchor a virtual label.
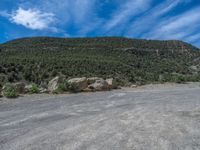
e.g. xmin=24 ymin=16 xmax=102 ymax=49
xmin=68 ymin=77 xmax=88 ymax=92
xmin=48 ymin=76 xmax=64 ymax=93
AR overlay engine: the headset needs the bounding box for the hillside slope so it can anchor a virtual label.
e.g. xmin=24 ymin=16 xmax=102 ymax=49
xmin=0 ymin=37 xmax=200 ymax=87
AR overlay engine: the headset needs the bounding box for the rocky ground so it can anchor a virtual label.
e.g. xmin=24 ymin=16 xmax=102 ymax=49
xmin=0 ymin=83 xmax=200 ymax=150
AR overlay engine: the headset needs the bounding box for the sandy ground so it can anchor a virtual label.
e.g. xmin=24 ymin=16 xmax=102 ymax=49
xmin=0 ymin=83 xmax=200 ymax=150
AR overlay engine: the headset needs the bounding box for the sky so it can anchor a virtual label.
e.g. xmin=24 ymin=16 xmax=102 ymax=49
xmin=0 ymin=0 xmax=200 ymax=47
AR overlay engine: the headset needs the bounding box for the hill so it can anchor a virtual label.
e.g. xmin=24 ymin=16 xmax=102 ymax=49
xmin=0 ymin=37 xmax=200 ymax=87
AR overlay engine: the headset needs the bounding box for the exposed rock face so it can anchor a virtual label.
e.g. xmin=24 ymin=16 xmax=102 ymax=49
xmin=88 ymin=79 xmax=109 ymax=91
xmin=48 ymin=76 xmax=64 ymax=93
xmin=106 ymin=78 xmax=117 ymax=89
xmin=68 ymin=77 xmax=87 ymax=92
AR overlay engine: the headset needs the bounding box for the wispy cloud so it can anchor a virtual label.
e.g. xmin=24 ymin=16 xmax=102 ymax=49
xmin=144 ymin=6 xmax=200 ymax=40
xmin=186 ymin=33 xmax=200 ymax=43
xmin=126 ymin=0 xmax=191 ymax=37
xmin=103 ymin=0 xmax=152 ymax=34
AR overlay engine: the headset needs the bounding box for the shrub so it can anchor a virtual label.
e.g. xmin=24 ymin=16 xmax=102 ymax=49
xmin=2 ymin=84 xmax=18 ymax=98
xmin=174 ymin=75 xmax=186 ymax=83
xmin=30 ymin=83 xmax=39 ymax=94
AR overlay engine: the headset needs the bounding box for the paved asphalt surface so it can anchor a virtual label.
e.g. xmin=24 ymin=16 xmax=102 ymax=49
xmin=0 ymin=84 xmax=200 ymax=150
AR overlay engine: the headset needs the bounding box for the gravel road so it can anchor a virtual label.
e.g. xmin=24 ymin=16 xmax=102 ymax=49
xmin=1 ymin=83 xmax=200 ymax=150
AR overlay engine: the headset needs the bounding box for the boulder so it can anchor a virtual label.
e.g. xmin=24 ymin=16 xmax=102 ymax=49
xmin=68 ymin=77 xmax=88 ymax=92
xmin=106 ymin=78 xmax=117 ymax=89
xmin=88 ymin=79 xmax=109 ymax=91
xmin=87 ymin=77 xmax=103 ymax=84
xmin=48 ymin=76 xmax=64 ymax=93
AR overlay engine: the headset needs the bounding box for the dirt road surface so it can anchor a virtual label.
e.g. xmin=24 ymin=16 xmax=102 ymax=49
xmin=1 ymin=83 xmax=200 ymax=150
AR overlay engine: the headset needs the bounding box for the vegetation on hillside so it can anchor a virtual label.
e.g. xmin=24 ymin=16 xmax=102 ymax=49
xmin=0 ymin=37 xmax=200 ymax=88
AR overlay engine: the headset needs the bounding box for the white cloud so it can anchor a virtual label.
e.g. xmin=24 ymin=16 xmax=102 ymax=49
xmin=15 ymin=0 xmax=99 ymax=35
xmin=10 ymin=7 xmax=56 ymax=30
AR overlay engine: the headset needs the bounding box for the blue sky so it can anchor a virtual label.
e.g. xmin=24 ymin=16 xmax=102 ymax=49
xmin=0 ymin=0 xmax=200 ymax=47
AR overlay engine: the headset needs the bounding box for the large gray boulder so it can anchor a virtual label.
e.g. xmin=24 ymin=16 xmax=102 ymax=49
xmin=88 ymin=79 xmax=109 ymax=91
xmin=48 ymin=76 xmax=64 ymax=93
xmin=68 ymin=77 xmax=88 ymax=92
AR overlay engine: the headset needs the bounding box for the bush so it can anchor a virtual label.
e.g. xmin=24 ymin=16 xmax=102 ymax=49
xmin=2 ymin=84 xmax=18 ymax=98
xmin=174 ymin=75 xmax=186 ymax=83
xmin=30 ymin=83 xmax=39 ymax=94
